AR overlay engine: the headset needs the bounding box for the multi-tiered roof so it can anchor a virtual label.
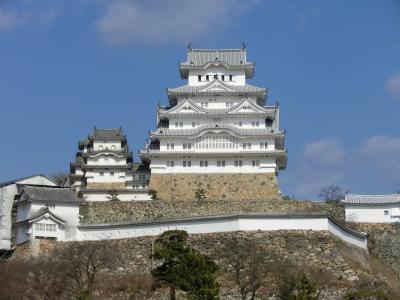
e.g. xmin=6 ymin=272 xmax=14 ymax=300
xmin=140 ymin=47 xmax=287 ymax=172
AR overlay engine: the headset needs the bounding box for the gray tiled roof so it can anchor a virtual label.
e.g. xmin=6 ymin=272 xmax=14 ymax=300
xmin=168 ymin=83 xmax=265 ymax=94
xmin=342 ymin=194 xmax=400 ymax=205
xmin=0 ymin=174 xmax=57 ymax=188
xmin=18 ymin=185 xmax=79 ymax=204
xmin=90 ymin=128 xmax=125 ymax=140
xmin=181 ymin=49 xmax=251 ymax=67
xmin=150 ymin=124 xmax=284 ymax=137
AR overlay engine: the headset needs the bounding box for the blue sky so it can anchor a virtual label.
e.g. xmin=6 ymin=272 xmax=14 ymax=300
xmin=0 ymin=0 xmax=399 ymax=199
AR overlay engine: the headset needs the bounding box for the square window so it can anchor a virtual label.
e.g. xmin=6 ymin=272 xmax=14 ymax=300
xmin=188 ymin=161 xmax=191 ymax=167
xmin=384 ymin=210 xmax=389 ymax=215
xmin=183 ymin=161 xmax=187 ymax=167
xmin=192 ymin=122 xmax=195 ymax=127
xmin=100 ymin=172 xmax=104 ymax=176
xmin=198 ymin=75 xmax=201 ymax=81
xmin=110 ymin=172 xmax=114 ymax=176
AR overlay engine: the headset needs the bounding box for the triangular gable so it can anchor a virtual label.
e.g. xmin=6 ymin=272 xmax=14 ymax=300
xmin=29 ymin=208 xmax=65 ymax=225
xmin=228 ymin=98 xmax=267 ymax=114
xmin=163 ymin=98 xmax=206 ymax=114
xmin=197 ymin=79 xmax=237 ymax=93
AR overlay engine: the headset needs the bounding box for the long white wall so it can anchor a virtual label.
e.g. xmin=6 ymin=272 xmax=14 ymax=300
xmin=345 ymin=205 xmax=400 ymax=223
xmin=76 ymin=214 xmax=368 ymax=249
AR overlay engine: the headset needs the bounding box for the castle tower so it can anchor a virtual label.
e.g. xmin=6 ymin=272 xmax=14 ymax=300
xmin=140 ymin=48 xmax=287 ymax=201
xmin=70 ymin=128 xmax=151 ymax=201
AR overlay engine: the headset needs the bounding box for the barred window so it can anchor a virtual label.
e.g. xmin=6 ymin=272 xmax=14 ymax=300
xmin=196 ymin=134 xmax=238 ymax=150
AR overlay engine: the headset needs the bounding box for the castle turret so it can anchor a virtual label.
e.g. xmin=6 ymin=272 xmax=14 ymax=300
xmin=70 ymin=128 xmax=151 ymax=201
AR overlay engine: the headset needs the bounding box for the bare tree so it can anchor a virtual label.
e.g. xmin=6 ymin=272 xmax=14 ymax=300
xmin=53 ymin=241 xmax=114 ymax=299
xmin=318 ymin=185 xmax=344 ymax=203
xmin=51 ymin=171 xmax=69 ymax=186
xmin=222 ymin=237 xmax=275 ymax=300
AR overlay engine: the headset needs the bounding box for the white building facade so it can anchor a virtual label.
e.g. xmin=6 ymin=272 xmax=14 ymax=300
xmin=342 ymin=194 xmax=400 ymax=223
xmin=140 ymin=48 xmax=287 ymax=174
xmin=70 ymin=128 xmax=151 ymax=201
xmin=13 ymin=185 xmax=80 ymax=244
xmin=0 ymin=175 xmax=57 ymax=250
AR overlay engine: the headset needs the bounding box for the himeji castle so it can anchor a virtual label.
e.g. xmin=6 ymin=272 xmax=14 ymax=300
xmin=70 ymin=128 xmax=151 ymax=201
xmin=140 ymin=47 xmax=288 ymax=201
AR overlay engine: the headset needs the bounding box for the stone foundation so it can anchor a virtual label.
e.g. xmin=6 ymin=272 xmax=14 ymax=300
xmin=149 ymin=172 xmax=282 ymax=201
xmin=79 ymin=199 xmax=345 ymax=224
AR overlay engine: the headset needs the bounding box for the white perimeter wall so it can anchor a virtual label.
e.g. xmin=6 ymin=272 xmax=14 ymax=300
xmin=76 ymin=216 xmax=367 ymax=249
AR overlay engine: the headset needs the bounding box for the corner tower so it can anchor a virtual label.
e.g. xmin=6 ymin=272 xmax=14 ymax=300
xmin=140 ymin=47 xmax=287 ymax=201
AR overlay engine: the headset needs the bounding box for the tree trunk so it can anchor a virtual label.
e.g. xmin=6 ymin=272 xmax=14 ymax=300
xmin=170 ymin=286 xmax=176 ymax=300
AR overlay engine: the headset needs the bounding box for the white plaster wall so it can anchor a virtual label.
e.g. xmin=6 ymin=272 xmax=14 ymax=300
xmin=93 ymin=141 xmax=121 ymax=151
xmin=166 ymin=116 xmax=274 ymax=130
xmin=188 ymin=67 xmax=246 ymax=86
xmin=84 ymin=192 xmax=151 ymax=202
xmin=86 ymin=171 xmax=127 ymax=183
xmin=76 ymin=216 xmax=367 ymax=249
xmin=159 ymin=137 xmax=275 ymax=152
xmin=0 ymin=176 xmax=56 ymax=249
xmin=150 ymin=158 xmax=276 ymax=174
xmin=345 ymin=205 xmax=400 ymax=223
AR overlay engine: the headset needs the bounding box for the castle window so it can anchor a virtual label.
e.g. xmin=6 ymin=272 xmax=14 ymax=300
xmin=171 ymin=143 xmax=174 ymax=150
xmin=214 ymin=74 xmax=218 ymax=80
xmin=251 ymin=121 xmax=255 ymax=127
xmin=221 ymin=75 xmax=225 ymax=81
xmin=234 ymin=160 xmax=243 ymax=167
xmin=98 ymin=145 xmax=103 ymax=150
xmin=192 ymin=122 xmax=195 ymax=127
xmin=198 ymin=75 xmax=201 ymax=81
xmin=256 ymin=121 xmax=259 ymax=127
xmin=183 ymin=143 xmax=187 ymax=149
xmin=110 ymin=172 xmax=114 ymax=176
xmin=111 ymin=145 xmax=116 ymax=150
xmin=188 ymin=143 xmax=192 ymax=149
xmin=238 ymin=121 xmax=242 ymax=127
xmin=384 ymin=210 xmax=389 ymax=215
xmin=265 ymin=118 xmax=273 ymax=128
xmin=100 ymin=172 xmax=104 ymax=176
xmin=206 ymin=75 xmax=210 ymax=81
xmin=183 ymin=161 xmax=187 ymax=167
xmin=200 ymin=161 xmax=204 ymax=167
xmin=167 ymin=161 xmax=174 ymax=167
xmin=217 ymin=160 xmax=226 ymax=167
xmin=229 ymin=75 xmax=233 ymax=81
xmin=252 ymin=160 xmax=260 ymax=167
xmin=188 ymin=161 xmax=191 ymax=167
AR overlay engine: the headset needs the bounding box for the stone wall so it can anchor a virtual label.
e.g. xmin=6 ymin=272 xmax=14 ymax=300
xmin=79 ymin=199 xmax=345 ymax=224
xmin=15 ymin=231 xmax=369 ymax=299
xmin=149 ymin=173 xmax=282 ymax=201
xmin=348 ymin=222 xmax=400 ymax=274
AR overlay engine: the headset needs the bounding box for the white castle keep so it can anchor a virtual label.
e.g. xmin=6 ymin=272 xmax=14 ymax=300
xmin=140 ymin=47 xmax=287 ymax=175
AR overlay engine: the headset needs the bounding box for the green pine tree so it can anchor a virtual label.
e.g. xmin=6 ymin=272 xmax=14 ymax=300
xmin=151 ymin=230 xmax=219 ymax=300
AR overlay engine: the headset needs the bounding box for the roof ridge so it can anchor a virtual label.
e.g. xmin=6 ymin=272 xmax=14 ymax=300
xmin=190 ymin=48 xmax=245 ymax=52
